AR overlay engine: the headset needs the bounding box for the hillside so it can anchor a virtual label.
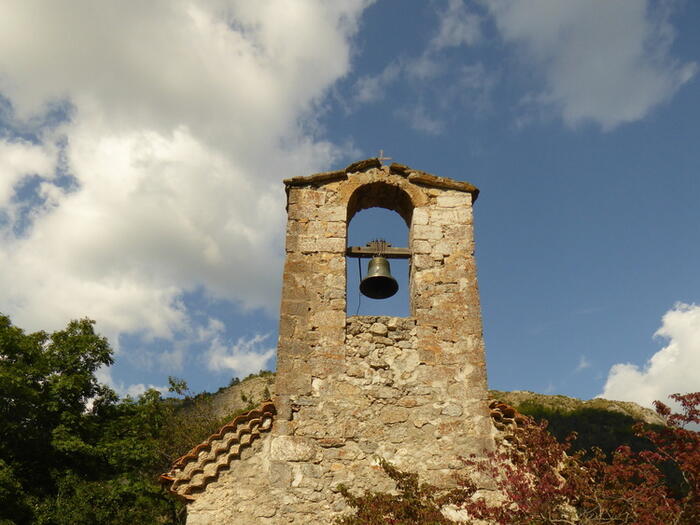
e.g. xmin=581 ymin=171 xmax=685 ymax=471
xmin=490 ymin=389 xmax=665 ymax=455
xmin=490 ymin=389 xmax=664 ymax=425
xmin=210 ymin=372 xmax=275 ymax=418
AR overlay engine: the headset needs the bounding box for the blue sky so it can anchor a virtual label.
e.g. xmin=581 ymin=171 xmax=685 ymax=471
xmin=0 ymin=0 xmax=698 ymax=407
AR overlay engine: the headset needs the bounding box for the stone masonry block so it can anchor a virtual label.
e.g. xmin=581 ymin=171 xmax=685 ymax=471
xmin=299 ymin=189 xmax=326 ymax=206
xmin=278 ymin=315 xmax=297 ymax=339
xmin=324 ymin=272 xmax=345 ymax=290
xmin=275 ymin=358 xmax=312 ymax=396
xmin=307 ymin=220 xmax=345 ymax=237
xmin=412 ymin=207 xmax=429 ymax=225
xmin=310 ymin=309 xmax=345 ymax=329
xmin=281 ymin=300 xmax=310 ymax=317
xmin=283 ymin=256 xmax=315 ymax=275
xmin=270 ymin=436 xmax=321 ymax=463
xmin=287 ymin=187 xmax=303 ymax=205
xmin=428 ymin=208 xmax=470 ymax=225
xmin=322 ymin=206 xmax=346 ymax=221
xmin=443 ymin=224 xmax=472 ymax=241
xmin=436 ymin=193 xmax=470 ymax=208
xmin=411 ymin=240 xmax=432 ymax=254
xmin=316 ymin=237 xmax=345 ymax=252
xmin=296 ymin=236 xmax=319 ymax=253
xmin=412 ymin=254 xmax=437 ymax=269
xmin=287 ymin=204 xmax=319 ymax=221
xmin=412 ymin=224 xmax=442 ymax=240
xmin=286 ymin=219 xmax=310 ymax=235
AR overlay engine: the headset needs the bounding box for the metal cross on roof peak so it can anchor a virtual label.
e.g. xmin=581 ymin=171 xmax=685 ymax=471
xmin=378 ymin=150 xmax=392 ymax=165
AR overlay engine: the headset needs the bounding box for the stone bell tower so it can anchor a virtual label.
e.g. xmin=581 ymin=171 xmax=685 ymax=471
xmin=274 ymin=158 xmax=493 ymax=490
xmin=166 ymin=159 xmax=494 ymax=524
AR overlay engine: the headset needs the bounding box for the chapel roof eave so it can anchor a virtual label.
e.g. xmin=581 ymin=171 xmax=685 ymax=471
xmin=282 ymin=158 xmax=480 ymax=202
xmin=160 ymin=400 xmax=276 ymax=500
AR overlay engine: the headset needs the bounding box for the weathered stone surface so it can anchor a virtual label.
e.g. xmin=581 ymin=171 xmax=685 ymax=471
xmin=270 ymin=436 xmax=321 ymax=463
xmin=369 ymin=322 xmax=388 ymax=335
xmin=441 ymin=403 xmax=464 ymax=417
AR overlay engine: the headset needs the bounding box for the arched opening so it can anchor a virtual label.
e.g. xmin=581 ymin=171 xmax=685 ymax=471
xmin=346 ymin=182 xmax=414 ymax=317
xmin=347 ymin=181 xmax=413 ymax=226
xmin=347 ymin=208 xmax=409 ymax=317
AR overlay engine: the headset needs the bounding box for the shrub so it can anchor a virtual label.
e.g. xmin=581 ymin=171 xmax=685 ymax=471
xmin=338 ymin=393 xmax=700 ymax=525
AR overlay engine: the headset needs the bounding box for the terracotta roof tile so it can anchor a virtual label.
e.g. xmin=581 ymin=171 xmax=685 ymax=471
xmin=489 ymin=399 xmax=530 ymax=432
xmin=160 ymin=400 xmax=276 ymax=500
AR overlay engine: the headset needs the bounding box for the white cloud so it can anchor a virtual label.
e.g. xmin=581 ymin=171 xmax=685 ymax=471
xmin=95 ymin=366 xmax=168 ymax=399
xmin=396 ymin=105 xmax=444 ymax=135
xmin=449 ymin=62 xmax=497 ymax=114
xmin=485 ymin=0 xmax=697 ymax=130
xmin=575 ymin=355 xmax=591 ymax=373
xmin=0 ymin=139 xmax=55 ymax=207
xmin=157 ymin=344 xmax=188 ymax=373
xmin=600 ymin=303 xmax=700 ymax=408
xmin=429 ymin=0 xmax=482 ymax=51
xmin=0 ymin=0 xmax=370 ymax=348
xmin=206 ymin=332 xmax=275 ymax=377
xmin=353 ymin=62 xmax=401 ymax=104
xmin=349 ymin=0 xmax=485 ymax=117
xmin=403 ymin=54 xmax=444 ymax=81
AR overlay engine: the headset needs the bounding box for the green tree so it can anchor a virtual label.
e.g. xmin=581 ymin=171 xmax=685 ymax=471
xmin=0 ymin=314 xmax=181 ymax=524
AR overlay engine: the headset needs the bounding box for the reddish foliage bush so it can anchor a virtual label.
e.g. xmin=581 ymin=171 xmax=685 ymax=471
xmin=337 ymin=393 xmax=700 ymax=524
xmin=335 ymin=458 xmax=454 ymax=524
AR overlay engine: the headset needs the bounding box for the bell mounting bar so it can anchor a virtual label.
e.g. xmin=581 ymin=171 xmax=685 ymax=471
xmin=346 ymin=246 xmax=411 ymax=259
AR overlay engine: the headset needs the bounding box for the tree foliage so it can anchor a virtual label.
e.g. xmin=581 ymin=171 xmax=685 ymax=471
xmin=0 ymin=315 xmax=185 ymax=525
xmin=0 ymin=314 xmax=261 ymax=525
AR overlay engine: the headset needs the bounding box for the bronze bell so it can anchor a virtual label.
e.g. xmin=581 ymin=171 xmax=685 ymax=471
xmin=360 ymin=256 xmax=399 ymax=299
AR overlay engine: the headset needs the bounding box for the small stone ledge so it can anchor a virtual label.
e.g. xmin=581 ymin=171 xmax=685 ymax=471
xmin=283 ymin=158 xmax=381 ymax=188
xmin=407 ymin=172 xmax=479 ymax=201
xmin=345 ymin=157 xmax=382 ymax=173
xmin=284 ymin=169 xmax=347 ymax=187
